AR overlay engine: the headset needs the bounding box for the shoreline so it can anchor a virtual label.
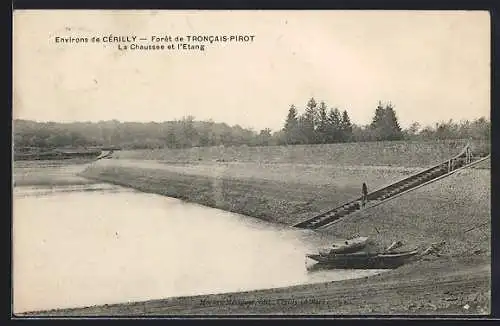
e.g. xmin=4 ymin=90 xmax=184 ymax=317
xmin=79 ymin=159 xmax=490 ymax=251
xmin=21 ymin=253 xmax=490 ymax=316
xmin=15 ymin=156 xmax=491 ymax=316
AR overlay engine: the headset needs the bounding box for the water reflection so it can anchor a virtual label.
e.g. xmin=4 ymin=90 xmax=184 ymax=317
xmin=13 ymin=182 xmax=385 ymax=313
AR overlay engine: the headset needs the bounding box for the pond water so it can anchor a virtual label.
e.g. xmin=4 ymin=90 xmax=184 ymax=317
xmin=13 ymin=163 xmax=384 ymax=313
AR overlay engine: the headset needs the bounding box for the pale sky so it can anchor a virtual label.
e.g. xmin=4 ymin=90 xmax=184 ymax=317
xmin=13 ymin=10 xmax=490 ymax=131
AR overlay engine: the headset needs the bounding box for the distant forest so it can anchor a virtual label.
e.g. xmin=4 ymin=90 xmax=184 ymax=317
xmin=13 ymin=98 xmax=490 ymax=150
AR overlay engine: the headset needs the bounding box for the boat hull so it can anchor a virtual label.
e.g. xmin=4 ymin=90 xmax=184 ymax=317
xmin=306 ymin=250 xmax=420 ymax=269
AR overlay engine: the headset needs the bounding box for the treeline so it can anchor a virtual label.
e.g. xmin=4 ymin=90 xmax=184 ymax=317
xmin=277 ymin=98 xmax=490 ymax=145
xmin=277 ymin=98 xmax=404 ymax=144
xmin=13 ymin=117 xmax=259 ymax=150
xmin=13 ymin=98 xmax=490 ymax=150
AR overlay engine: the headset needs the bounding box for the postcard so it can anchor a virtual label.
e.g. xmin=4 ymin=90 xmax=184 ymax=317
xmin=12 ymin=10 xmax=491 ymax=317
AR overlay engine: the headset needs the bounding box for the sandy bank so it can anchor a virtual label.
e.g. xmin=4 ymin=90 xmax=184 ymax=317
xmin=24 ymin=156 xmax=489 ymax=316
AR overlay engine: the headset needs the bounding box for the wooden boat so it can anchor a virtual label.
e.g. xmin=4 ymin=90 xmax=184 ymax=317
xmin=318 ymin=236 xmax=369 ymax=255
xmin=306 ymin=248 xmax=420 ymax=269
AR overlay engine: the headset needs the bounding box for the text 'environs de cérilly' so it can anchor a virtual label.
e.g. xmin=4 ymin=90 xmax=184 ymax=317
xmin=54 ymin=34 xmax=257 ymax=51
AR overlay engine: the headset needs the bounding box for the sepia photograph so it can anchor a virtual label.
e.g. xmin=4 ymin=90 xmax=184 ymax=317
xmin=12 ymin=10 xmax=491 ymax=316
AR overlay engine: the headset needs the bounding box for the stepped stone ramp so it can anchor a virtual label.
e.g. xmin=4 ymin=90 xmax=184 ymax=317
xmin=293 ymin=144 xmax=490 ymax=230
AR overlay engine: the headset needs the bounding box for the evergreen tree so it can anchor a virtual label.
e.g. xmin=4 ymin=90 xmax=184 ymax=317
xmin=284 ymin=105 xmax=298 ymax=131
xmin=297 ymin=115 xmax=310 ymax=144
xmin=283 ymin=104 xmax=301 ymax=145
xmin=370 ymin=101 xmax=403 ymax=141
xmin=327 ymin=108 xmax=342 ymax=142
xmin=370 ymin=101 xmax=386 ymax=130
xmin=316 ymin=101 xmax=329 ymax=143
xmin=305 ymin=97 xmax=318 ymax=120
xmin=383 ymin=103 xmax=403 ymax=140
xmin=302 ymin=97 xmax=318 ymax=144
xmin=340 ymin=109 xmax=353 ymax=141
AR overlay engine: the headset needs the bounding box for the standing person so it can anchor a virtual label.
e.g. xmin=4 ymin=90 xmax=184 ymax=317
xmin=465 ymin=145 xmax=472 ymax=164
xmin=362 ymin=182 xmax=368 ymax=208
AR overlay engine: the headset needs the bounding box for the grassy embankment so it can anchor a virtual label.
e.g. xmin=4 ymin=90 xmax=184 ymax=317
xmin=112 ymin=139 xmax=490 ymax=166
xmin=32 ymin=139 xmax=490 ymax=315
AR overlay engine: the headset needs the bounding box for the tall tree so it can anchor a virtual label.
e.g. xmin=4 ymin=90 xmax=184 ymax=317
xmin=340 ymin=109 xmax=353 ymax=141
xmin=383 ymin=103 xmax=403 ymax=140
xmin=283 ymin=104 xmax=301 ymax=145
xmin=284 ymin=105 xmax=298 ymax=131
xmin=370 ymin=101 xmax=403 ymax=141
xmin=302 ymin=97 xmax=318 ymax=144
xmin=327 ymin=108 xmax=342 ymax=143
xmin=316 ymin=101 xmax=329 ymax=143
xmin=370 ymin=101 xmax=386 ymax=130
